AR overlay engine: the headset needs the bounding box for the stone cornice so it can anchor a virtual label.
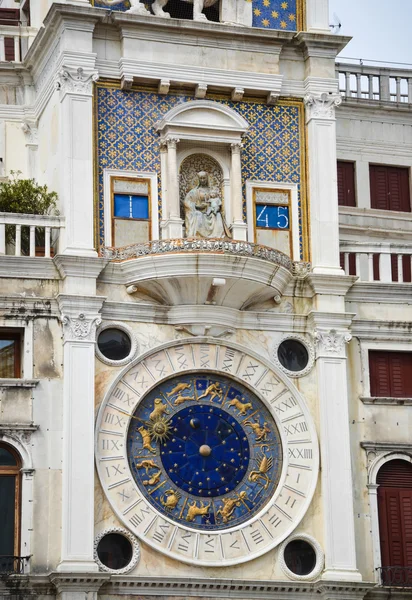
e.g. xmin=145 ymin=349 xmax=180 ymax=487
xmin=0 ymin=256 xmax=60 ymax=280
xmin=54 ymin=255 xmax=108 ymax=280
xmin=307 ymin=274 xmax=357 ymax=297
xmin=351 ymin=319 xmax=412 ymax=341
xmin=346 ymin=282 xmax=412 ymax=304
xmin=295 ymin=32 xmax=351 ymax=59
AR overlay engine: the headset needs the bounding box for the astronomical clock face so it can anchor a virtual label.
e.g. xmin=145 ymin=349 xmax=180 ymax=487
xmin=96 ymin=340 xmax=319 ymax=566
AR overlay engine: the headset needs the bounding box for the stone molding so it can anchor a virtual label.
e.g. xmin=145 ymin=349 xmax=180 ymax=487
xmin=94 ymin=528 xmax=140 ymax=575
xmin=55 ymin=66 xmax=98 ymax=99
xmin=313 ymin=328 xmax=352 ymax=358
xmin=304 ymin=92 xmax=342 ymax=121
xmin=361 ymin=442 xmax=412 ymax=474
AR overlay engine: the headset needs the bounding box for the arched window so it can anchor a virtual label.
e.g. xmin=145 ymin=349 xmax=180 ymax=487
xmin=377 ymin=459 xmax=412 ymax=585
xmin=0 ymin=443 xmax=21 ymax=573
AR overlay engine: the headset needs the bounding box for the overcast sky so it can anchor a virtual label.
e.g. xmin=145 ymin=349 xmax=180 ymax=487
xmin=329 ymin=0 xmax=412 ymax=66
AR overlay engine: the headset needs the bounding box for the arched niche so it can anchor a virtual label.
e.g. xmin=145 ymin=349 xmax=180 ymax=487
xmin=157 ymin=101 xmax=248 ymax=241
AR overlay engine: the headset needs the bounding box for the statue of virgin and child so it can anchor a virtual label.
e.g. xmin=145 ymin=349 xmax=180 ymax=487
xmin=182 ymin=171 xmax=229 ymax=239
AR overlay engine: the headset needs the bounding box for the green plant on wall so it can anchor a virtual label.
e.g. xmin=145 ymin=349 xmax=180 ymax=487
xmin=0 ymin=171 xmax=58 ymax=254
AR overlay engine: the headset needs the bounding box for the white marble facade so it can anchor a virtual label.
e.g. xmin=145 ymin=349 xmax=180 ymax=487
xmin=0 ymin=1 xmax=410 ymax=600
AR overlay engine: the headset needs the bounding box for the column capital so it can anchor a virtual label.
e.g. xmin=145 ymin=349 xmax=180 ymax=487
xmin=58 ymin=294 xmax=105 ymax=343
xmin=313 ymin=328 xmax=352 ymax=358
xmin=166 ymin=137 xmax=180 ymax=149
xmin=230 ymin=141 xmax=243 ymax=154
xmin=55 ymin=66 xmax=98 ymax=100
xmin=304 ymin=92 xmax=342 ymax=122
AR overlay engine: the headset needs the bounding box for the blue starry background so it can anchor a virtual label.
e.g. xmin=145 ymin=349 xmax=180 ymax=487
xmin=127 ymin=373 xmax=283 ymax=531
xmin=92 ymin=0 xmax=299 ymax=31
xmin=96 ymin=86 xmax=305 ymax=256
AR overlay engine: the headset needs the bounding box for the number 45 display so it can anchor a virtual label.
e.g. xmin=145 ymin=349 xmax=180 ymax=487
xmin=255 ymin=204 xmax=289 ymax=229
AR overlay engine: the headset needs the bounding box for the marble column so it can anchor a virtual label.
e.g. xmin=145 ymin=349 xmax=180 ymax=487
xmin=21 ymin=121 xmax=38 ymax=179
xmin=230 ymin=142 xmax=247 ymax=241
xmin=311 ymin=317 xmax=362 ymax=582
xmin=57 ymin=294 xmax=105 ymax=572
xmin=161 ymin=137 xmax=183 ymax=239
xmin=305 ymin=93 xmax=343 ymax=275
xmin=56 ymin=66 xmax=98 ymax=257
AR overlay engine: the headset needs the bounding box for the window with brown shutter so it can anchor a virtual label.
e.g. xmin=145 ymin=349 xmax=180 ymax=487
xmin=370 ymin=165 xmax=411 ymax=212
xmin=337 ymin=161 xmax=356 ymax=207
xmin=369 ymin=351 xmax=412 ymax=397
xmin=377 ymin=460 xmax=412 ymax=582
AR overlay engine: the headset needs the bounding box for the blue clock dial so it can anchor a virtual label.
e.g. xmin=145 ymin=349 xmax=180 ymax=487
xmin=127 ymin=373 xmax=283 ymax=531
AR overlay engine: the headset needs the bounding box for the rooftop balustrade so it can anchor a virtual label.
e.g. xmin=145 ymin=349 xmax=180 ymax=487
xmin=337 ymin=61 xmax=412 ymax=104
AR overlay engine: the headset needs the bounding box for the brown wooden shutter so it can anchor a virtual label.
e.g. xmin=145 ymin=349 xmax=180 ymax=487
xmin=370 ymin=165 xmax=411 ymax=212
xmin=378 ymin=461 xmax=412 ymax=570
xmin=369 ymin=351 xmax=412 ymax=398
xmin=0 ymin=9 xmax=20 ymax=26
xmin=4 ymin=38 xmax=15 ymax=62
xmin=337 ymin=161 xmax=356 ymax=207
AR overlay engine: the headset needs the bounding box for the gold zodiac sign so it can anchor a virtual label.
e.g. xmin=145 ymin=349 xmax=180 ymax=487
xmin=244 ymin=419 xmax=271 ymax=442
xmin=150 ymin=398 xmax=169 ymax=421
xmin=167 ymin=382 xmax=191 ymax=397
xmin=135 ymin=459 xmax=158 ymax=474
xmin=198 ymin=382 xmax=223 ymax=402
xmin=228 ymin=396 xmax=252 ymax=416
xmin=160 ymin=489 xmax=181 ymax=511
xmin=135 ymin=459 xmax=162 ymax=486
xmin=216 ymin=491 xmax=247 ymax=523
xmin=186 ymin=500 xmax=211 ymax=522
xmin=248 ymin=451 xmax=273 ymax=489
xmin=137 ymin=425 xmax=157 ymax=454
xmin=174 ymin=394 xmax=194 ymax=406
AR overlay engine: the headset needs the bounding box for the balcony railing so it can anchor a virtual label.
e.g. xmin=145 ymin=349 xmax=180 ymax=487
xmin=378 ymin=566 xmax=412 ymax=587
xmin=340 ymin=241 xmax=412 ymax=283
xmin=0 ymin=555 xmax=30 ymax=575
xmin=0 ymin=212 xmax=65 ymax=257
xmin=337 ymin=62 xmax=412 ymax=104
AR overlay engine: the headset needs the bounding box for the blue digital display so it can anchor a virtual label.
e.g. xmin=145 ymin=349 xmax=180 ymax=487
xmin=114 ymin=194 xmax=149 ymax=219
xmin=255 ymin=204 xmax=289 ymax=229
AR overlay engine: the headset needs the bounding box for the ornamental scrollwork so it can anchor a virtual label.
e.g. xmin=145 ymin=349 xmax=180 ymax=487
xmin=61 ymin=313 xmax=102 ymax=343
xmin=313 ymin=328 xmax=352 ymax=357
xmin=304 ymin=92 xmax=342 ymax=121
xmin=55 ymin=67 xmax=98 ymax=97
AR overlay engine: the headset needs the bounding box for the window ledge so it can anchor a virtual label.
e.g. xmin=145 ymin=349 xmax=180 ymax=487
xmin=361 ymin=396 xmax=412 ymax=406
xmin=0 ymin=379 xmax=39 ymax=389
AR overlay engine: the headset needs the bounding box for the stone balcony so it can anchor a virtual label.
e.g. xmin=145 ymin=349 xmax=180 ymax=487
xmin=100 ymin=238 xmax=310 ymax=310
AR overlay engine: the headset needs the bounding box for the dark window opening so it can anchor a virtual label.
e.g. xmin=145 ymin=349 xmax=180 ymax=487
xmin=97 ymin=328 xmax=132 ymax=361
xmin=0 ymin=443 xmax=21 ymax=571
xmin=0 ymin=330 xmax=22 ymax=378
xmin=278 ymin=339 xmax=309 ymax=373
xmin=284 ymin=539 xmax=317 ymax=576
xmin=97 ymin=533 xmax=133 ymax=570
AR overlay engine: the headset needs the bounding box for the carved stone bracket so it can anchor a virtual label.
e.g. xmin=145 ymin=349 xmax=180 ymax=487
xmin=175 ymin=324 xmax=234 ymax=338
xmin=304 ymin=92 xmax=342 ymax=122
xmin=61 ymin=313 xmax=102 ymax=343
xmin=0 ymin=423 xmax=39 ymax=446
xmin=21 ymin=121 xmax=38 ymax=146
xmin=313 ymin=328 xmax=352 ymax=358
xmin=55 ymin=66 xmax=98 ymax=99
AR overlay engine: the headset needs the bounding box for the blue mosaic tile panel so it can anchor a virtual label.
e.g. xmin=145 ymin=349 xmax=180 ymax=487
xmin=251 ymin=0 xmax=297 ymax=30
xmin=93 ymin=0 xmax=131 ymax=9
xmin=96 ymin=87 xmax=303 ymax=256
